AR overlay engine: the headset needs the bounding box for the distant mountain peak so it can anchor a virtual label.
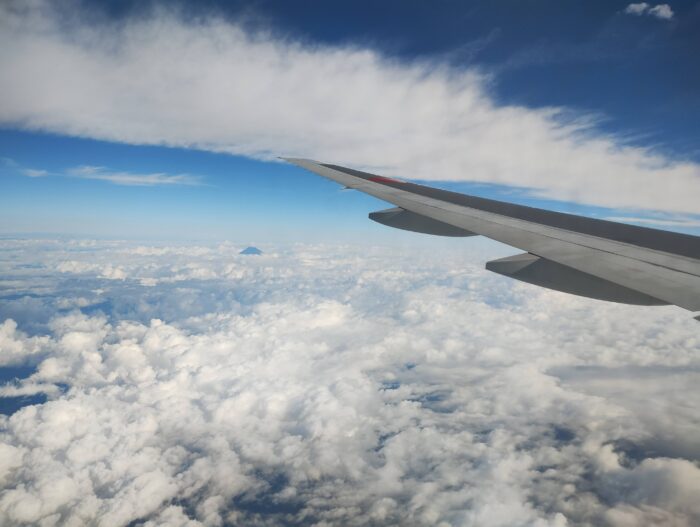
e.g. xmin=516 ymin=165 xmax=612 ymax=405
xmin=240 ymin=246 xmax=263 ymax=255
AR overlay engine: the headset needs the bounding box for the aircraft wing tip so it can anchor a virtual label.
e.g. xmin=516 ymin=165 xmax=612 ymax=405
xmin=280 ymin=157 xmax=319 ymax=165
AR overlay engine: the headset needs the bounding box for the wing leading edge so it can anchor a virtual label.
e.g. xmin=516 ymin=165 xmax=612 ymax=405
xmin=285 ymin=158 xmax=700 ymax=314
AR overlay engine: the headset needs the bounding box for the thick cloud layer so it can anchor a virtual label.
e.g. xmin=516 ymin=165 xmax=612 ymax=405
xmin=0 ymin=238 xmax=699 ymax=526
xmin=1 ymin=1 xmax=699 ymax=213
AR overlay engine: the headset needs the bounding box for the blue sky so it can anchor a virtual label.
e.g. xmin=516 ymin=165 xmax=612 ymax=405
xmin=1 ymin=0 xmax=699 ymax=240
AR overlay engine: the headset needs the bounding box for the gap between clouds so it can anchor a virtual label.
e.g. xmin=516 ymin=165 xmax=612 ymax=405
xmin=0 ymin=1 xmax=698 ymax=214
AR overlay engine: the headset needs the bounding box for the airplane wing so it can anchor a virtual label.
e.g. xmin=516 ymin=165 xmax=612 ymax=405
xmin=284 ymin=158 xmax=700 ymax=316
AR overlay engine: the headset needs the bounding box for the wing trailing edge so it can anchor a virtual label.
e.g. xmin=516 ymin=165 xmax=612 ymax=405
xmin=486 ymin=253 xmax=668 ymax=305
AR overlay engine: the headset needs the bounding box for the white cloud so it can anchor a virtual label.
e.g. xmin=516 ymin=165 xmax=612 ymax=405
xmin=648 ymin=4 xmax=674 ymax=20
xmin=56 ymin=260 xmax=100 ymax=274
xmin=0 ymin=1 xmax=697 ymax=213
xmin=0 ymin=382 xmax=59 ymax=398
xmin=625 ymin=3 xmax=650 ymax=15
xmin=0 ymin=239 xmax=699 ymax=525
xmin=21 ymin=168 xmax=48 ymax=178
xmin=624 ymin=3 xmax=674 ymax=20
xmin=68 ymin=166 xmax=203 ymax=187
xmin=0 ymin=319 xmax=50 ymax=366
xmin=99 ymin=264 xmax=127 ymax=280
xmin=10 ymin=159 xmax=203 ymax=187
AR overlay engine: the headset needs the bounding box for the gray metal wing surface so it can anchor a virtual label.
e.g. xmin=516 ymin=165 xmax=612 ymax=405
xmin=285 ymin=158 xmax=700 ymax=315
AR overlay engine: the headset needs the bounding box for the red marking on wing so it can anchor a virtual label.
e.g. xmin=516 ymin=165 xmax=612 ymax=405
xmin=368 ymin=176 xmax=401 ymax=184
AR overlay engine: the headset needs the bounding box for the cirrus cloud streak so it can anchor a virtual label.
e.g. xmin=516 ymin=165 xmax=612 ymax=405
xmin=0 ymin=1 xmax=698 ymax=213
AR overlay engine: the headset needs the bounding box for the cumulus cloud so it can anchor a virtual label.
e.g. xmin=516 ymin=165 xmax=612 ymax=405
xmin=0 ymin=238 xmax=699 ymax=526
xmin=648 ymin=4 xmax=675 ymax=20
xmin=0 ymin=1 xmax=697 ymax=213
xmin=624 ymin=3 xmax=674 ymax=19
xmin=0 ymin=319 xmax=50 ymax=367
xmin=625 ymin=2 xmax=651 ymax=15
xmin=56 ymin=260 xmax=126 ymax=280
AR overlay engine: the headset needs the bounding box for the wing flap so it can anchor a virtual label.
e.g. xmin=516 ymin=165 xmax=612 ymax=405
xmin=486 ymin=253 xmax=668 ymax=305
xmin=369 ymin=207 xmax=477 ymax=237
